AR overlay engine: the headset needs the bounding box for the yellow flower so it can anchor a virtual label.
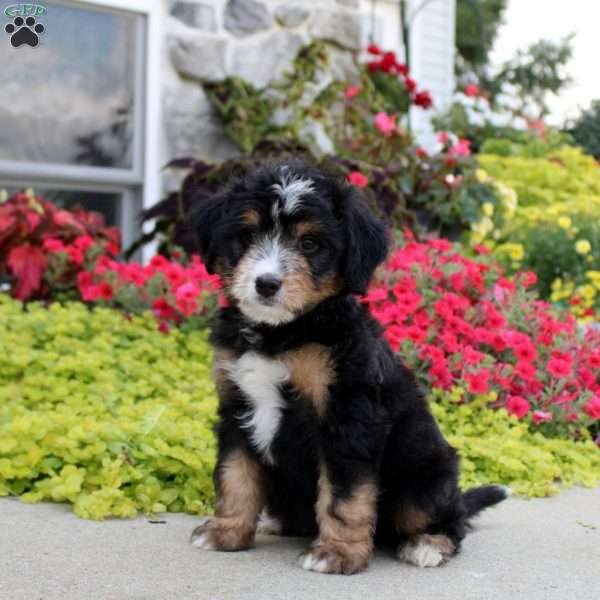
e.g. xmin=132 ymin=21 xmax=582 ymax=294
xmin=557 ymin=216 xmax=571 ymax=229
xmin=575 ymin=239 xmax=592 ymax=255
xmin=482 ymin=202 xmax=494 ymax=217
xmin=475 ymin=169 xmax=488 ymax=183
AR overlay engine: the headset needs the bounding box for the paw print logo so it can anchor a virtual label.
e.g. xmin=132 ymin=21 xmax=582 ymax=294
xmin=5 ymin=16 xmax=45 ymax=47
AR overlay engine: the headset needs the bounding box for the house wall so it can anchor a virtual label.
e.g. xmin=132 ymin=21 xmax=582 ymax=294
xmin=161 ymin=0 xmax=363 ymax=185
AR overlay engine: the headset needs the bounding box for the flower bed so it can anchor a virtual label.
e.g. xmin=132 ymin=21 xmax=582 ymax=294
xmin=1 ymin=295 xmax=598 ymax=520
xmin=365 ymin=234 xmax=600 ymax=440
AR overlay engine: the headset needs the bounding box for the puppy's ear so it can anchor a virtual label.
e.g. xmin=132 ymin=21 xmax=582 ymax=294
xmin=340 ymin=187 xmax=390 ymax=295
xmin=191 ymin=193 xmax=228 ymax=274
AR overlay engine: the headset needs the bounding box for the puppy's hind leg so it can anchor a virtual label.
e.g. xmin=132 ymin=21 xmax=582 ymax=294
xmin=397 ymin=533 xmax=456 ymax=568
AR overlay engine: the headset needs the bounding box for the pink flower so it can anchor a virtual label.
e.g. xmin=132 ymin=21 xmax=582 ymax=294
xmin=345 ymin=85 xmax=360 ymax=99
xmin=584 ymin=396 xmax=600 ymax=419
xmin=464 ymin=84 xmax=480 ymax=97
xmin=347 ymin=171 xmax=368 ymax=188
xmin=532 ymin=410 xmax=553 ymax=424
xmin=437 ymin=131 xmax=450 ymax=145
xmin=374 ymin=112 xmax=397 ymax=136
xmin=449 ymin=138 xmax=471 ymax=157
xmin=415 ymin=147 xmax=428 ymax=158
xmin=506 ymin=395 xmax=530 ymax=419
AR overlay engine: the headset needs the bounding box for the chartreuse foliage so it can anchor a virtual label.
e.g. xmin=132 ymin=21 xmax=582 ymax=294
xmin=0 ymin=296 xmax=598 ymax=520
xmin=432 ymin=389 xmax=600 ymax=497
xmin=0 ymin=296 xmax=217 ymax=519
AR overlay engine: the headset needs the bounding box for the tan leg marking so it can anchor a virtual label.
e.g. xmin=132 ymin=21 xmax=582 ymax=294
xmin=191 ymin=449 xmax=265 ymax=551
xmin=397 ymin=533 xmax=456 ymax=568
xmin=300 ymin=468 xmax=377 ymax=574
xmin=394 ymin=502 xmax=431 ymax=536
xmin=281 ymin=344 xmax=335 ymax=417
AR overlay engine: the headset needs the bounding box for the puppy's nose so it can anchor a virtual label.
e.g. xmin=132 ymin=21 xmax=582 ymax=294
xmin=255 ymin=274 xmax=282 ymax=298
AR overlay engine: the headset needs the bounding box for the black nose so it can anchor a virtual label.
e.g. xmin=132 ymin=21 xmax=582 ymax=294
xmin=255 ymin=274 xmax=282 ymax=298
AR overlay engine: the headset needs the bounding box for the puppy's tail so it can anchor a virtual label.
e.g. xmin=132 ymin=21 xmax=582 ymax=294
xmin=463 ymin=485 xmax=509 ymax=518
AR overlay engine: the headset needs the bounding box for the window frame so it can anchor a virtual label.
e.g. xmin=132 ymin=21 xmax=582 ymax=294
xmin=0 ymin=0 xmax=162 ymax=259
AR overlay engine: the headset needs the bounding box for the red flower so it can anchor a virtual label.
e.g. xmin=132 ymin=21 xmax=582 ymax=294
xmin=415 ymin=147 xmax=428 ymax=158
xmin=97 ymin=282 xmax=113 ymax=301
xmin=514 ymin=343 xmax=537 ymax=363
xmin=587 ymin=353 xmax=600 ymax=369
xmin=506 ymin=395 xmax=530 ymax=419
xmin=464 ymin=84 xmax=480 ymax=97
xmin=465 ymin=369 xmax=491 ymax=394
xmin=414 ymin=91 xmax=433 ymax=109
xmin=547 ymin=357 xmax=572 ymax=379
xmin=347 ymin=171 xmax=368 ymax=188
xmin=367 ymin=44 xmax=382 ymax=55
xmin=404 ymin=77 xmax=417 ymax=93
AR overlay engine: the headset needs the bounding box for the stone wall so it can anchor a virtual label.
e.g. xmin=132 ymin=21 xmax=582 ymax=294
xmin=161 ymin=0 xmax=362 ymax=189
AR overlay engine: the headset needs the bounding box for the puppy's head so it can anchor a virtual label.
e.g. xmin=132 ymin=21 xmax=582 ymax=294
xmin=192 ymin=162 xmax=389 ymax=326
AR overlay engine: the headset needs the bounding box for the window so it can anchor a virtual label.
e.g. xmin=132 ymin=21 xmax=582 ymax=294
xmin=0 ymin=0 xmax=161 ymax=253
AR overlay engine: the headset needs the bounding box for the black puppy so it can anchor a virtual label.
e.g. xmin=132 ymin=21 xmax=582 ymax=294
xmin=190 ymin=162 xmax=506 ymax=574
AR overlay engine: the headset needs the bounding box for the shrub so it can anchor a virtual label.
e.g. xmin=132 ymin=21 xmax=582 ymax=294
xmin=0 ymin=296 xmax=217 ymax=519
xmin=0 ymin=191 xmax=120 ymax=300
xmin=1 ymin=296 xmax=598 ymax=521
xmin=365 ymin=233 xmax=600 ymax=439
xmin=565 ymin=99 xmax=600 ymax=160
xmin=476 ymin=144 xmax=600 ymax=310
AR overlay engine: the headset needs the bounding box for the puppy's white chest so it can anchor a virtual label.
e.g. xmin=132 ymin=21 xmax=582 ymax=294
xmin=225 ymin=351 xmax=290 ymax=463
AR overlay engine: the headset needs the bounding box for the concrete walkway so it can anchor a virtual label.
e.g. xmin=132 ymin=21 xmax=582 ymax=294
xmin=1 ymin=486 xmax=599 ymax=600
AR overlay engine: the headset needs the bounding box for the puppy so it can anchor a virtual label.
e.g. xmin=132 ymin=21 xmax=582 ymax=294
xmin=189 ymin=162 xmax=506 ymax=574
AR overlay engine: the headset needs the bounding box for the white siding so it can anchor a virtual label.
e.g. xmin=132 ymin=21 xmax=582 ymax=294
xmin=359 ymin=0 xmax=456 ymax=150
xmin=409 ymin=0 xmax=456 ymax=149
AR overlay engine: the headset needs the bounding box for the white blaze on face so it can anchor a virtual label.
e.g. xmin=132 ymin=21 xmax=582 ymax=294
xmin=231 ymin=232 xmax=298 ymax=326
xmin=271 ymin=173 xmax=315 ymax=216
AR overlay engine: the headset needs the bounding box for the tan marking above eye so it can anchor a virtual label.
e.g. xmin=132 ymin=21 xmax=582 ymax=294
xmin=280 ymin=344 xmax=335 ymax=417
xmin=294 ymin=221 xmax=322 ymax=237
xmin=241 ymin=209 xmax=260 ymax=226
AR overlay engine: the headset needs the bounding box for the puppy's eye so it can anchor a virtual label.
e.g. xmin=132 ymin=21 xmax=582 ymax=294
xmin=299 ymin=236 xmax=320 ymax=254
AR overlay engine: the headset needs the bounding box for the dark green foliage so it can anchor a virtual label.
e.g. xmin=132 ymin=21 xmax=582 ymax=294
xmin=566 ymin=100 xmax=600 ymax=160
xmin=455 ymin=0 xmax=508 ymax=70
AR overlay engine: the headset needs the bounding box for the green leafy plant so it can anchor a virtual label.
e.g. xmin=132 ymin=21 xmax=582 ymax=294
xmin=0 ymin=296 xmax=217 ymax=519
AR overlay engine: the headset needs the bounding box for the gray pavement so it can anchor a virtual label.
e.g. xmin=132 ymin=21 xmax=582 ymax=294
xmin=1 ymin=486 xmax=599 ymax=600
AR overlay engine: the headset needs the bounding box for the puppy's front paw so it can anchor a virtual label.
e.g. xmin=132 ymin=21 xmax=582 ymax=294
xmin=299 ymin=543 xmax=370 ymax=575
xmin=190 ymin=517 xmax=255 ymax=552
